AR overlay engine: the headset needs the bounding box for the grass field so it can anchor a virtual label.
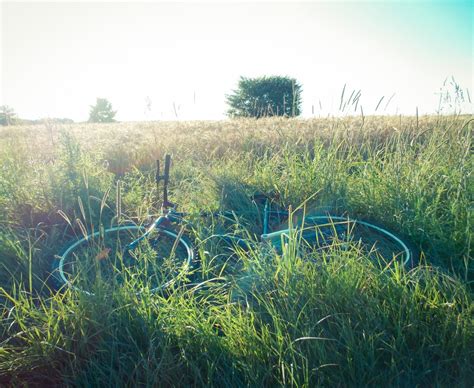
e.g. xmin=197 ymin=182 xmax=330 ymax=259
xmin=0 ymin=115 xmax=473 ymax=386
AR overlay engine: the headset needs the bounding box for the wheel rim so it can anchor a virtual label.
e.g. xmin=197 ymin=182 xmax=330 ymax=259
xmin=58 ymin=225 xmax=194 ymax=295
xmin=264 ymin=216 xmax=411 ymax=267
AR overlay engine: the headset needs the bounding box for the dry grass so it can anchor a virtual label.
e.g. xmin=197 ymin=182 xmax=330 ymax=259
xmin=0 ymin=115 xmax=472 ymax=386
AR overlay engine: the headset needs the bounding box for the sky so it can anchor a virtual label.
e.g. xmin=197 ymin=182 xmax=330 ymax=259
xmin=1 ymin=0 xmax=472 ymax=121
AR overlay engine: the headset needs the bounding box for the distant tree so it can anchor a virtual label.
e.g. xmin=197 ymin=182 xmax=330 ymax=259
xmin=0 ymin=105 xmax=17 ymax=126
xmin=88 ymin=98 xmax=117 ymax=123
xmin=226 ymin=76 xmax=302 ymax=118
xmin=144 ymin=96 xmax=152 ymax=117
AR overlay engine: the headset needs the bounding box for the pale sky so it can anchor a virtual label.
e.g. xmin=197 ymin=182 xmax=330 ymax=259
xmin=1 ymin=1 xmax=473 ymax=121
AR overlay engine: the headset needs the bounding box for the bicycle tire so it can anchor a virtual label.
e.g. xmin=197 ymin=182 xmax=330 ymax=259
xmin=53 ymin=225 xmax=195 ymax=295
xmin=263 ymin=215 xmax=412 ymax=268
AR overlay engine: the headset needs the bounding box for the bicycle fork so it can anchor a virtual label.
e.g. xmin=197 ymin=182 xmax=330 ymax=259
xmin=126 ymin=216 xmax=168 ymax=250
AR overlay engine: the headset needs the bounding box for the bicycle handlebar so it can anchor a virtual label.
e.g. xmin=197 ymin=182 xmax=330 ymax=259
xmin=156 ymin=154 xmax=174 ymax=209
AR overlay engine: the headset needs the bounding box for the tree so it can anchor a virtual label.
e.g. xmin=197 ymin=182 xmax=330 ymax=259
xmin=226 ymin=76 xmax=302 ymax=118
xmin=88 ymin=98 xmax=117 ymax=123
xmin=0 ymin=105 xmax=17 ymax=126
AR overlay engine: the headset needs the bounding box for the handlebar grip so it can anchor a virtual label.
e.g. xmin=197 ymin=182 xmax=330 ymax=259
xmin=155 ymin=160 xmax=160 ymax=183
xmin=163 ymin=154 xmax=171 ymax=185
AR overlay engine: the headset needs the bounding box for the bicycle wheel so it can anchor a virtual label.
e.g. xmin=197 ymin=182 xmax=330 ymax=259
xmin=54 ymin=225 xmax=195 ymax=295
xmin=264 ymin=215 xmax=412 ymax=268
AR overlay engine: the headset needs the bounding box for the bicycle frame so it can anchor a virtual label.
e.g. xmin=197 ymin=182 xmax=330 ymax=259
xmin=55 ymin=154 xmax=412 ymax=296
xmin=125 ymin=154 xmax=278 ymax=249
xmin=124 ymin=154 xmax=411 ymax=267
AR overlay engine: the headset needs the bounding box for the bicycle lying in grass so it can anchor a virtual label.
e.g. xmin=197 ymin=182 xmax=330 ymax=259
xmin=53 ymin=155 xmax=412 ymax=295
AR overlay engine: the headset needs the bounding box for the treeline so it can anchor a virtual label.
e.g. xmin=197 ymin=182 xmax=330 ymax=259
xmin=16 ymin=118 xmax=75 ymax=125
xmin=0 ymin=105 xmax=74 ymax=126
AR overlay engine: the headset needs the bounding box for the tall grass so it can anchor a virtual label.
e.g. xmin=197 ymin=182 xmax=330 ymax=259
xmin=0 ymin=115 xmax=472 ymax=385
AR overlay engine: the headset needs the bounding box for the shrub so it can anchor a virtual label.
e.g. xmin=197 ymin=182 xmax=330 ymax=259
xmin=0 ymin=105 xmax=17 ymax=126
xmin=88 ymin=98 xmax=117 ymax=123
xmin=226 ymin=76 xmax=302 ymax=118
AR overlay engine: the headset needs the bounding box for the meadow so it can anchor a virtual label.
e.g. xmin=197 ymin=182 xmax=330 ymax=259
xmin=0 ymin=115 xmax=472 ymax=386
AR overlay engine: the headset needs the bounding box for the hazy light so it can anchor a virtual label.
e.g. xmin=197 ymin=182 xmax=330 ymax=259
xmin=1 ymin=1 xmax=472 ymax=121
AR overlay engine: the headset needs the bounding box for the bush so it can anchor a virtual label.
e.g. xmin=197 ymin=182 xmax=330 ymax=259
xmin=0 ymin=105 xmax=17 ymax=126
xmin=226 ymin=76 xmax=302 ymax=118
xmin=88 ymin=98 xmax=117 ymax=123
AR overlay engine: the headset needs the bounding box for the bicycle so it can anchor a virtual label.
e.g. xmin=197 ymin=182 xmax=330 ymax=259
xmin=53 ymin=154 xmax=412 ymax=295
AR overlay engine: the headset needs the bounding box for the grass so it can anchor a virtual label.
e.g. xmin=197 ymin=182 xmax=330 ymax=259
xmin=0 ymin=115 xmax=472 ymax=386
